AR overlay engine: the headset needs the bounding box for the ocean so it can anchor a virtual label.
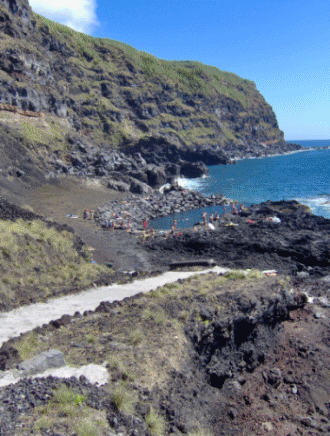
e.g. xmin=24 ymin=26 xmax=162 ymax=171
xmin=151 ymin=139 xmax=330 ymax=230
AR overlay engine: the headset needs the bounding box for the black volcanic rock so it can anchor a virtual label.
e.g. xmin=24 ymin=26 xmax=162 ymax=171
xmin=144 ymin=200 xmax=330 ymax=276
xmin=180 ymin=161 xmax=209 ymax=178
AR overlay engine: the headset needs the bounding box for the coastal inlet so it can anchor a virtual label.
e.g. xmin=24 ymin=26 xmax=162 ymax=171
xmin=95 ymin=184 xmax=229 ymax=231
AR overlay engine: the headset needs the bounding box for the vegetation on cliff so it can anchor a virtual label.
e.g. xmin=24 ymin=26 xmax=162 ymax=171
xmin=0 ymin=0 xmax=287 ymax=162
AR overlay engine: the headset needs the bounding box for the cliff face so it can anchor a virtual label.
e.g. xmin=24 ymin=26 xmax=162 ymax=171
xmin=0 ymin=0 xmax=300 ymax=191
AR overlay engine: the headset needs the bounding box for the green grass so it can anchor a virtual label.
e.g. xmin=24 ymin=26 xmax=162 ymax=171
xmin=15 ymin=332 xmax=40 ymax=360
xmin=223 ymin=270 xmax=247 ymax=280
xmin=22 ymin=121 xmax=67 ymax=151
xmin=33 ymin=385 xmax=110 ymax=436
xmin=111 ymin=382 xmax=137 ymax=413
xmin=107 ymin=354 xmax=125 ymax=372
xmin=247 ymin=269 xmax=264 ymax=279
xmin=145 ymin=407 xmax=166 ymax=436
xmin=0 ymin=218 xmax=113 ymax=309
xmin=128 ymin=329 xmax=146 ymax=345
xmin=26 ymin=12 xmax=282 ymax=151
xmin=188 ymin=430 xmax=214 ymax=436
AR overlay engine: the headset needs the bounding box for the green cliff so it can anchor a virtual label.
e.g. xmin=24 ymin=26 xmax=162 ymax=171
xmin=0 ymin=0 xmax=300 ymax=192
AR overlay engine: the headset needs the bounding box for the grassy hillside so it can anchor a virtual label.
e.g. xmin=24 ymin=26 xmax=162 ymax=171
xmin=34 ymin=13 xmax=258 ymax=102
xmin=0 ymin=5 xmax=284 ymax=155
xmin=0 ymin=216 xmax=113 ymax=310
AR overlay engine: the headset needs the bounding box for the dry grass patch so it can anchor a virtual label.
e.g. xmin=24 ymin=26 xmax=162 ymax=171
xmin=33 ymin=385 xmax=110 ymax=436
xmin=145 ymin=406 xmax=166 ymax=436
xmin=110 ymin=382 xmax=137 ymax=413
xmin=128 ymin=328 xmax=146 ymax=345
xmin=0 ymin=218 xmax=114 ymax=309
xmin=15 ymin=332 xmax=42 ymax=360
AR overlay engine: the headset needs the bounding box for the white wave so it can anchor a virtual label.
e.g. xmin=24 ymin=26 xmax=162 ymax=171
xmin=177 ymin=175 xmax=207 ymax=191
xmin=296 ymin=195 xmax=330 ymax=219
xmin=231 ymin=147 xmax=313 ymax=162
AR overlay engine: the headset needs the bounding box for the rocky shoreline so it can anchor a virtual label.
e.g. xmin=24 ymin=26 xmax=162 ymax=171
xmin=48 ymin=139 xmax=223 ymax=194
xmin=143 ymin=199 xmax=330 ymax=277
xmin=45 ymin=137 xmax=303 ymax=196
xmin=95 ymin=184 xmax=229 ymax=231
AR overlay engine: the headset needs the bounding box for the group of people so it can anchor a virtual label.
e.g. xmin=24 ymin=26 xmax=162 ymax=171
xmin=83 ymin=209 xmax=97 ymax=220
xmin=201 ymin=211 xmax=221 ymax=228
xmin=105 ymin=211 xmax=133 ymax=232
xmin=105 ymin=218 xmax=132 ymax=232
xmin=230 ymin=203 xmax=245 ymax=214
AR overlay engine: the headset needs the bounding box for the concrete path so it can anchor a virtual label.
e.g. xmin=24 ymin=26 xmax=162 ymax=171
xmin=0 ymin=266 xmax=229 ymax=348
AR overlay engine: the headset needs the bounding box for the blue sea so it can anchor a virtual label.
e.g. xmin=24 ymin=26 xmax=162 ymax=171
xmin=151 ymin=139 xmax=330 ymax=230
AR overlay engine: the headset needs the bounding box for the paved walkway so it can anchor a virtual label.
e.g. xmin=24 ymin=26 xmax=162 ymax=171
xmin=0 ymin=266 xmax=229 ymax=347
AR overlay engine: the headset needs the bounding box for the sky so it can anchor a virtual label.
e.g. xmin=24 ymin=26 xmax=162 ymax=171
xmin=29 ymin=0 xmax=330 ymax=141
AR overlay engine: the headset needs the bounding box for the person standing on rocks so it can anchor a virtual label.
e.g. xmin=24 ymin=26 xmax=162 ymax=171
xmin=143 ymin=219 xmax=148 ymax=231
xmin=202 ymin=212 xmax=207 ymax=228
xmin=83 ymin=209 xmax=89 ymax=220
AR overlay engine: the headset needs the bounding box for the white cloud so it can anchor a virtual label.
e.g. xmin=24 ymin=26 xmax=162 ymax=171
xmin=29 ymin=0 xmax=99 ymax=34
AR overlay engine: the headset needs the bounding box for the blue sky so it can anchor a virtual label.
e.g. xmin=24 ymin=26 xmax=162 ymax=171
xmin=29 ymin=0 xmax=330 ymax=140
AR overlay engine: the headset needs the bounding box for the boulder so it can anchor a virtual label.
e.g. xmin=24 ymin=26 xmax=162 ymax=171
xmin=165 ymin=163 xmax=181 ymax=179
xmin=128 ymin=169 xmax=149 ymax=184
xmin=146 ymin=165 xmax=167 ymax=188
xmin=130 ymin=180 xmax=152 ymax=195
xmin=71 ymin=156 xmax=84 ymax=168
xmin=18 ymin=349 xmax=66 ymax=375
xmin=0 ymin=343 xmax=20 ymax=371
xmin=180 ymin=161 xmax=209 ymax=178
xmin=107 ymin=180 xmax=130 ymax=192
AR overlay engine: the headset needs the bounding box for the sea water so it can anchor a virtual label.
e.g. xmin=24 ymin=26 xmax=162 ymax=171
xmin=151 ymin=139 xmax=330 ymax=230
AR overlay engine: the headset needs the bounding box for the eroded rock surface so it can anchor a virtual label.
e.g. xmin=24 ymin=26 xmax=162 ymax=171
xmin=146 ymin=200 xmax=330 ymax=276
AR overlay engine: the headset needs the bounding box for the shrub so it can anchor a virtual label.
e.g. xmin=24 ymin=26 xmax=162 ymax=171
xmin=128 ymin=329 xmax=145 ymax=345
xmin=145 ymin=407 xmax=165 ymax=436
xmin=107 ymin=354 xmax=124 ymax=372
xmin=223 ymin=270 xmax=246 ymax=280
xmin=15 ymin=332 xmax=40 ymax=360
xmin=247 ymin=269 xmax=263 ymax=279
xmin=178 ymin=310 xmax=190 ymax=322
xmin=111 ymin=383 xmax=136 ymax=413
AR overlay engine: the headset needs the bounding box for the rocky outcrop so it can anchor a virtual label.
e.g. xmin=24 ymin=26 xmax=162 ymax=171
xmin=187 ymin=287 xmax=307 ymax=389
xmin=49 ymin=139 xmax=208 ymax=188
xmin=96 ymin=184 xmax=228 ymax=229
xmin=0 ymin=0 xmax=302 ymax=192
xmin=0 ymin=0 xmax=36 ymax=37
xmin=145 ymin=200 xmax=330 ymax=276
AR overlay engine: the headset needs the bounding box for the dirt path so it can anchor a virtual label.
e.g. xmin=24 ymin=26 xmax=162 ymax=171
xmin=25 ymin=177 xmax=156 ymax=270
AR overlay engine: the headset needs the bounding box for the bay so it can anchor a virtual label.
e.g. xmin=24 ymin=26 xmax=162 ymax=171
xmin=151 ymin=139 xmax=330 ymax=230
